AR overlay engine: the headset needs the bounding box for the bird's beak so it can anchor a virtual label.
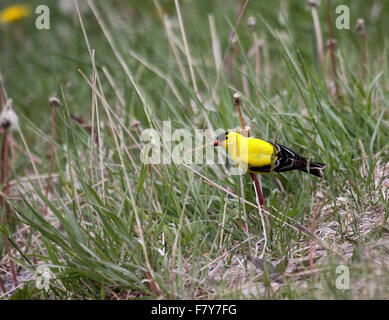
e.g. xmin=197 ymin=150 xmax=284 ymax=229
xmin=213 ymin=140 xmax=219 ymax=147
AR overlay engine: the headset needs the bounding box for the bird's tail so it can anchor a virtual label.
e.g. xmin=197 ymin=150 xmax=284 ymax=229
xmin=302 ymin=161 xmax=326 ymax=178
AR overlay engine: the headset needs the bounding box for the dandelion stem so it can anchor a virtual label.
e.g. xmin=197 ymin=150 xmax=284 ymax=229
xmin=357 ymin=18 xmax=367 ymax=82
xmin=0 ymin=83 xmax=17 ymax=289
xmin=45 ymin=98 xmax=59 ymax=204
xmin=1 ymin=129 xmax=9 ymax=218
xmin=253 ymin=32 xmax=260 ymax=88
xmin=326 ymin=0 xmax=341 ymax=102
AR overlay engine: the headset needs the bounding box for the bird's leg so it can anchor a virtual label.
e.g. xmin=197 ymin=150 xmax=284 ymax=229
xmin=250 ymin=173 xmax=264 ymax=207
xmin=250 ymin=172 xmax=271 ymax=233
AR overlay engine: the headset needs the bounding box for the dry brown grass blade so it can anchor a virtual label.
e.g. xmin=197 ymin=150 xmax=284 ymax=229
xmin=45 ymin=97 xmax=61 ymax=209
xmin=309 ymin=1 xmax=324 ymax=70
xmin=0 ymin=82 xmax=18 ymax=289
xmin=309 ymin=199 xmax=322 ymax=269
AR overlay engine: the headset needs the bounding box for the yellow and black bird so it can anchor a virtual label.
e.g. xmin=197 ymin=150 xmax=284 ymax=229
xmin=214 ymin=131 xmax=325 ymax=178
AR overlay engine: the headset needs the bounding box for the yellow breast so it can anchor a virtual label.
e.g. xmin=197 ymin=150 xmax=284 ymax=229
xmin=223 ymin=133 xmax=276 ymax=169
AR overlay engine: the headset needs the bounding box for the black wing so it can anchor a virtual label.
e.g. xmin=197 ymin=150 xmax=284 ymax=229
xmin=248 ymin=143 xmax=307 ymax=173
xmin=272 ymin=144 xmax=308 ymax=172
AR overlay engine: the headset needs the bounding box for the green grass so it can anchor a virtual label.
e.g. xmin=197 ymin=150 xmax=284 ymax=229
xmin=0 ymin=0 xmax=388 ymax=299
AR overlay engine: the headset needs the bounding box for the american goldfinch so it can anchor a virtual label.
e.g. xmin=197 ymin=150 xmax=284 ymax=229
xmin=214 ymin=131 xmax=325 ymax=178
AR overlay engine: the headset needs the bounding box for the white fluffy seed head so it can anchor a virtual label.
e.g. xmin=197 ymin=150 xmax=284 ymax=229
xmin=49 ymin=96 xmax=61 ymax=107
xmin=308 ymin=0 xmax=320 ymax=8
xmin=0 ymin=108 xmax=19 ymax=131
xmin=0 ymin=100 xmax=19 ymax=131
xmin=130 ymin=119 xmax=140 ymax=127
xmin=247 ymin=16 xmax=256 ymax=29
xmin=356 ymin=18 xmax=365 ymax=33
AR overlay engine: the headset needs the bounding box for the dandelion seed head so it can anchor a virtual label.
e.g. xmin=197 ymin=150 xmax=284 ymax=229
xmin=308 ymin=0 xmax=320 ymax=8
xmin=131 ymin=120 xmax=140 ymax=127
xmin=247 ymin=16 xmax=256 ymax=29
xmin=49 ymin=96 xmax=61 ymax=108
xmin=326 ymin=38 xmax=337 ymax=49
xmin=356 ymin=18 xmax=366 ymax=34
xmin=0 ymin=106 xmax=19 ymax=131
